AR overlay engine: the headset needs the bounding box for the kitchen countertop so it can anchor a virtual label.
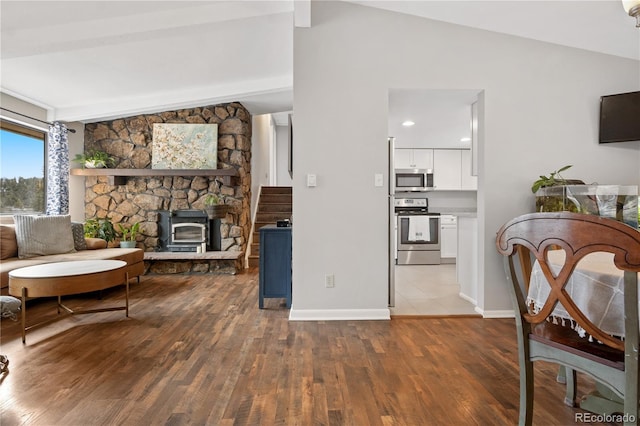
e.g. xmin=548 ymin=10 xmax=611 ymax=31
xmin=431 ymin=208 xmax=477 ymax=218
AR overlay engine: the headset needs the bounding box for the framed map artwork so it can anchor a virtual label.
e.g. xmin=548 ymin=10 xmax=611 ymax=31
xmin=152 ymin=123 xmax=218 ymax=169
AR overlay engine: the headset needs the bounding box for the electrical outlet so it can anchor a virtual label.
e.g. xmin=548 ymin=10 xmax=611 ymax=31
xmin=325 ymin=274 xmax=335 ymax=288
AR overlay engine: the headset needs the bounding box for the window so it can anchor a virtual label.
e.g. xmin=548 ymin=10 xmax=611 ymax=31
xmin=0 ymin=121 xmax=47 ymax=215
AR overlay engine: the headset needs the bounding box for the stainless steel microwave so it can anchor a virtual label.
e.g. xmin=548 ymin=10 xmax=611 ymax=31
xmin=394 ymin=169 xmax=434 ymax=192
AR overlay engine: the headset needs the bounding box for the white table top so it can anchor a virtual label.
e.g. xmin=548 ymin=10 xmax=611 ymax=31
xmin=527 ymin=251 xmax=636 ymax=338
xmin=9 ymin=260 xmax=127 ymax=279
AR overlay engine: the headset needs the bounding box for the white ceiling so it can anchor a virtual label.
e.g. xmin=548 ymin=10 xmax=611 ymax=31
xmin=348 ymin=0 xmax=640 ymax=61
xmin=389 ymin=89 xmax=481 ymax=149
xmin=1 ymin=0 xmax=638 ymax=125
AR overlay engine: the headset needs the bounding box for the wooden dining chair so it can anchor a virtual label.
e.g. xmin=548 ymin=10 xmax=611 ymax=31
xmin=495 ymin=212 xmax=640 ymax=426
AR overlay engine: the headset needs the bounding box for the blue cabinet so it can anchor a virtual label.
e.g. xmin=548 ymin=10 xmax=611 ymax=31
xmin=259 ymin=225 xmax=292 ymax=308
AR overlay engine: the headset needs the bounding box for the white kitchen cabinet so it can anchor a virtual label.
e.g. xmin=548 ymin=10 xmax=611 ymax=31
xmin=394 ymin=149 xmax=413 ymax=169
xmin=461 ymin=149 xmax=478 ymax=190
xmin=395 ymin=149 xmax=433 ymax=169
xmin=432 ymin=149 xmax=477 ymax=191
xmin=440 ymin=215 xmax=457 ymax=261
xmin=433 ymin=149 xmax=461 ymax=190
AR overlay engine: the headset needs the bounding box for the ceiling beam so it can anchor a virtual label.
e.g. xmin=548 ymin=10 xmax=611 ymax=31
xmin=53 ymin=75 xmax=293 ymax=123
xmin=2 ymin=2 xmax=294 ymax=59
xmin=294 ymin=0 xmax=311 ymax=28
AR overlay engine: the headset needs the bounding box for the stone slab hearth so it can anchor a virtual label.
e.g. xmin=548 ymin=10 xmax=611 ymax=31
xmin=143 ymin=252 xmax=242 ymax=260
xmin=143 ymin=251 xmax=243 ymax=275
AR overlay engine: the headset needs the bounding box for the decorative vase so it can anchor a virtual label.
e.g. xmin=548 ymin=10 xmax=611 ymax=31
xmin=119 ymin=240 xmax=136 ymax=248
xmin=85 ymin=160 xmax=106 ymax=169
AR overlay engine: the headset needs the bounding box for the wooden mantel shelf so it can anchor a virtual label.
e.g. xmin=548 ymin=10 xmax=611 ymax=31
xmin=70 ymin=168 xmax=238 ymax=186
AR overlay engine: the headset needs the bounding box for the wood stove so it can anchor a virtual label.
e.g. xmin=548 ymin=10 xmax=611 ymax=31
xmin=157 ymin=210 xmax=219 ymax=252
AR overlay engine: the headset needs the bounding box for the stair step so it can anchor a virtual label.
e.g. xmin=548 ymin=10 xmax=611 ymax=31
xmin=248 ymin=255 xmax=260 ymax=268
xmin=261 ymin=186 xmax=292 ymax=195
xmin=248 ymin=186 xmax=292 ymax=267
xmin=255 ymin=221 xmax=274 ymax=229
xmin=258 ymin=204 xmax=292 ymax=213
xmin=257 ymin=213 xmax=291 ymax=222
xmin=260 ymin=195 xmax=292 ymax=204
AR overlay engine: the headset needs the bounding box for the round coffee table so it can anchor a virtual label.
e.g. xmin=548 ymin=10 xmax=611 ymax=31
xmin=9 ymin=260 xmax=129 ymax=344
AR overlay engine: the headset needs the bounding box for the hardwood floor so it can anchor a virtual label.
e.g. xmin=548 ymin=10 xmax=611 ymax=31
xmin=0 ymin=270 xmax=610 ymax=425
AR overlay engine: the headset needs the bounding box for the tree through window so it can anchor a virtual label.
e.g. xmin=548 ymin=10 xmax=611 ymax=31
xmin=0 ymin=122 xmax=46 ymax=215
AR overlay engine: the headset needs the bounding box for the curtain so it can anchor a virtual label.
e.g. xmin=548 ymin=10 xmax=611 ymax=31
xmin=46 ymin=122 xmax=69 ymax=215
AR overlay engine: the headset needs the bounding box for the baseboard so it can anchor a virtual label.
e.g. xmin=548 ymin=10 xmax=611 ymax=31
xmin=474 ymin=307 xmax=515 ymax=318
xmin=289 ymin=308 xmax=391 ymax=321
xmin=288 ymin=307 xmax=512 ymax=320
xmin=458 ymin=292 xmax=477 ymax=305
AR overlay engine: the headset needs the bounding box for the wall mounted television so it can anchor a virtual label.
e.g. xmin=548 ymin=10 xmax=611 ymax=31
xmin=599 ymin=91 xmax=640 ymax=143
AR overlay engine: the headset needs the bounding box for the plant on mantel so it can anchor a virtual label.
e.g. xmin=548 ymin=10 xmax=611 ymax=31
xmin=72 ymin=150 xmax=115 ymax=169
xmin=204 ymin=194 xmax=230 ymax=219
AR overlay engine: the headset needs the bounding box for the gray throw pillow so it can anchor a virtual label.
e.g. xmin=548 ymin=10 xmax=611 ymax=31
xmin=13 ymin=215 xmax=76 ymax=259
xmin=71 ymin=222 xmax=87 ymax=251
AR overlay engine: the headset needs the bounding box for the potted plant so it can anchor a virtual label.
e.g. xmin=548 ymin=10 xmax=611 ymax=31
xmin=73 ymin=150 xmax=115 ymax=169
xmin=83 ymin=218 xmax=117 ymax=244
xmin=531 ymin=165 xmax=582 ymax=193
xmin=532 ymin=165 xmax=585 ymax=212
xmin=203 ymin=194 xmax=229 ymax=219
xmin=117 ymin=222 xmax=140 ymax=248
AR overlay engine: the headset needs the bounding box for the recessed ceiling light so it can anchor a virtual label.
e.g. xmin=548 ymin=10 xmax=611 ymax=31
xmin=402 ymin=120 xmax=415 ymax=127
xmin=460 ymin=137 xmax=471 ymax=142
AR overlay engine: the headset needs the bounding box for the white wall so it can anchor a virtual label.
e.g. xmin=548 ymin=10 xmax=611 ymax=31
xmin=292 ymin=1 xmax=640 ymax=318
xmin=251 ymin=114 xmax=275 ymax=217
xmin=1 ymin=93 xmax=85 ymax=222
xmin=276 ymin=125 xmax=293 ymax=186
xmin=67 ymin=122 xmax=85 ymax=222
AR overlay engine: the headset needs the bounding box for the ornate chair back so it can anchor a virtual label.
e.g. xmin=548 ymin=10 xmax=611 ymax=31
xmin=496 ymin=212 xmax=640 ymax=426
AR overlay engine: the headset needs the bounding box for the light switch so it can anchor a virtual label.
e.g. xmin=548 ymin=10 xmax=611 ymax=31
xmin=374 ymin=173 xmax=384 ymax=187
xmin=307 ymin=174 xmax=317 ymax=187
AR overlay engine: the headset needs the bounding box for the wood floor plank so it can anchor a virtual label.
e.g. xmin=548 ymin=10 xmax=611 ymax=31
xmin=0 ymin=270 xmax=614 ymax=425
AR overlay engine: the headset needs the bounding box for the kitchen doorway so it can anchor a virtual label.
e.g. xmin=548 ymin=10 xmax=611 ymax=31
xmin=387 ymin=88 xmax=482 ymax=316
xmin=391 ymin=264 xmax=477 ymax=316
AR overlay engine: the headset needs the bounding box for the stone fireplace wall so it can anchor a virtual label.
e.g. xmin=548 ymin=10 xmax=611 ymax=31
xmin=82 ymin=103 xmax=251 ymax=261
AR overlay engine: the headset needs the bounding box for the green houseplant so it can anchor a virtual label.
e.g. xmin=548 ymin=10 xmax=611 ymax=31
xmin=532 ymin=165 xmax=586 ymax=213
xmin=204 ymin=194 xmax=229 ymax=219
xmin=117 ymin=222 xmax=140 ymax=248
xmin=84 ymin=218 xmax=117 ymax=244
xmin=73 ymin=150 xmax=115 ymax=169
xmin=531 ymin=165 xmax=575 ymax=193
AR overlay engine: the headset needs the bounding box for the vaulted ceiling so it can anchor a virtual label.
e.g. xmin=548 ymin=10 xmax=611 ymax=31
xmin=1 ymin=1 xmax=638 ymax=124
xmin=1 ymin=1 xmax=295 ymax=122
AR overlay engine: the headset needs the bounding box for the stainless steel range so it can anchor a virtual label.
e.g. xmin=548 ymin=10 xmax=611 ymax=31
xmin=394 ymin=198 xmax=441 ymax=265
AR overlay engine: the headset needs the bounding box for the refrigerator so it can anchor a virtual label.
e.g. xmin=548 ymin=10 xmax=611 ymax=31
xmin=388 ymin=137 xmax=395 ymax=307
